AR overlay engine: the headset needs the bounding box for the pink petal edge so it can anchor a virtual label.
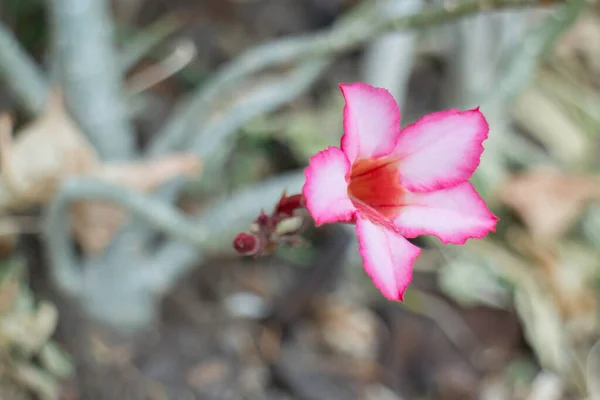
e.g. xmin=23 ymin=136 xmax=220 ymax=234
xmin=355 ymin=216 xmax=421 ymax=301
xmin=302 ymin=146 xmax=356 ymax=226
xmin=339 ymin=82 xmax=402 ymax=163
xmin=393 ymin=181 xmax=498 ymax=245
xmin=393 ymin=108 xmax=489 ymax=192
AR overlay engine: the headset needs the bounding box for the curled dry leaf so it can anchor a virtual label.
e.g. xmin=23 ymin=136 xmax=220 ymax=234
xmin=0 ymin=87 xmax=201 ymax=254
xmin=0 ymin=90 xmax=97 ymax=210
xmin=504 ymin=228 xmax=598 ymax=343
xmin=499 ymin=167 xmax=600 ymax=243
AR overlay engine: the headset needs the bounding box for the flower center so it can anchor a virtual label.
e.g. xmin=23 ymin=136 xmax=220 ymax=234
xmin=347 ymin=156 xmax=404 ymax=228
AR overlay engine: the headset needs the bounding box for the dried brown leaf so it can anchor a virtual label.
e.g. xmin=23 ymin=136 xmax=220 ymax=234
xmin=91 ymin=153 xmax=201 ymax=191
xmin=499 ymin=167 xmax=600 ymax=243
xmin=535 ymin=244 xmax=599 ymax=343
xmin=505 ymin=227 xmax=598 ymax=347
xmin=0 ymin=89 xmax=99 ymax=211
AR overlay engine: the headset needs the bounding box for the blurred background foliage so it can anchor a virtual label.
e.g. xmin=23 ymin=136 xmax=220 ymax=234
xmin=1 ymin=0 xmax=600 ymax=399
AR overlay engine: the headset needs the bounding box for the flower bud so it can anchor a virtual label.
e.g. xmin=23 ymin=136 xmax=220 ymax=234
xmin=275 ymin=193 xmax=305 ymax=216
xmin=233 ymin=232 xmax=261 ymax=256
xmin=274 ymin=215 xmax=305 ymax=237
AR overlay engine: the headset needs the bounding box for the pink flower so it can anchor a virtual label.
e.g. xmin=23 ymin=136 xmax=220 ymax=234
xmin=302 ymin=82 xmax=498 ymax=301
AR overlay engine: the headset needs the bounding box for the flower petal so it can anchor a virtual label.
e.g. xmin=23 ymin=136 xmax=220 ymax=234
xmin=393 ymin=108 xmax=489 ymax=192
xmin=393 ymin=182 xmax=498 ymax=244
xmin=355 ymin=216 xmax=421 ymax=301
xmin=303 ymin=146 xmax=356 ymax=226
xmin=340 ymin=82 xmax=401 ymax=163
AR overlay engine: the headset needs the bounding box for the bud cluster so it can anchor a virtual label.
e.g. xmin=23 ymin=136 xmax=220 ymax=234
xmin=232 ymin=192 xmax=310 ymax=257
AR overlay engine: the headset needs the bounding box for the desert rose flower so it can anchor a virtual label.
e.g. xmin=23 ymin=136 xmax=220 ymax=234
xmin=302 ymin=82 xmax=498 ymax=301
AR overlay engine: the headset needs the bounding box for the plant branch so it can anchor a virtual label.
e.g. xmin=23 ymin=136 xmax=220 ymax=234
xmin=45 ymin=171 xmax=305 ymax=301
xmin=74 ymin=58 xmax=328 ymax=324
xmin=149 ymin=0 xmax=555 ymax=154
xmin=48 ymin=0 xmax=136 ymax=160
xmin=0 ymin=24 xmax=48 ymax=115
xmin=190 ymin=60 xmax=329 ymax=157
xmin=141 ymin=59 xmax=327 ymax=234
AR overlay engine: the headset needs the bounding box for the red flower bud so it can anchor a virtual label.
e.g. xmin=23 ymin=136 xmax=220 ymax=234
xmin=233 ymin=232 xmax=261 ymax=256
xmin=275 ymin=193 xmax=305 ymax=216
xmin=233 ymin=192 xmax=307 ymax=259
xmin=255 ymin=211 xmax=270 ymax=228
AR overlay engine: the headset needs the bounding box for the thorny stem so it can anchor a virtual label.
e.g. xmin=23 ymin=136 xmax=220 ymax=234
xmin=149 ymin=0 xmax=557 ymax=155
